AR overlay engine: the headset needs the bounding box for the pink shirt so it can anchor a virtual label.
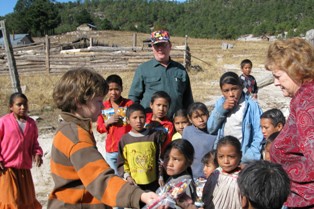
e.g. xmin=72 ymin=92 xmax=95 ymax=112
xmin=271 ymin=80 xmax=314 ymax=208
xmin=0 ymin=112 xmax=43 ymax=169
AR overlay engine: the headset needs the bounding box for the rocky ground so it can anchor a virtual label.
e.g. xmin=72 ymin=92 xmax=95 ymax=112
xmin=32 ymin=66 xmax=291 ymax=208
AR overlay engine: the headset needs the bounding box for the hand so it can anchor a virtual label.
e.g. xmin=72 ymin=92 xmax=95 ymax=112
xmin=140 ymin=191 xmax=160 ymax=206
xmin=158 ymin=176 xmax=165 ymax=187
xmin=106 ymin=114 xmax=121 ymax=126
xmin=126 ymin=176 xmax=137 ymax=185
xmin=223 ymin=97 xmax=238 ymax=110
xmin=34 ymin=154 xmax=43 ymax=167
xmin=0 ymin=161 xmax=5 ymax=175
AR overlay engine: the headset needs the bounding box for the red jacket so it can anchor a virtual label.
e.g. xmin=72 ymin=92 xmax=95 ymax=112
xmin=145 ymin=112 xmax=174 ymax=154
xmin=96 ymin=98 xmax=133 ymax=152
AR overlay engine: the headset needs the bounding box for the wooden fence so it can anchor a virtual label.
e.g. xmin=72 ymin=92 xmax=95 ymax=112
xmin=0 ymin=35 xmax=191 ymax=75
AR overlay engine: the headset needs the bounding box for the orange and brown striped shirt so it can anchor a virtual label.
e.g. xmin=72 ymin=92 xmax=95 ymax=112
xmin=48 ymin=112 xmax=144 ymax=209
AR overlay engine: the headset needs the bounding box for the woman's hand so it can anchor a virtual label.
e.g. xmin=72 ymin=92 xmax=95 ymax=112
xmin=140 ymin=191 xmax=160 ymax=206
xmin=126 ymin=176 xmax=137 ymax=185
xmin=34 ymin=154 xmax=43 ymax=167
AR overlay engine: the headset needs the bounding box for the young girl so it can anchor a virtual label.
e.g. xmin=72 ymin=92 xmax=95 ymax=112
xmin=201 ymin=150 xmax=218 ymax=179
xmin=202 ymin=135 xmax=242 ymax=209
xmin=0 ymin=92 xmax=43 ymax=209
xmin=172 ymin=109 xmax=190 ymax=141
xmin=159 ymin=139 xmax=196 ymax=206
xmin=182 ymin=102 xmax=216 ymax=179
xmin=145 ymin=91 xmax=174 ymax=153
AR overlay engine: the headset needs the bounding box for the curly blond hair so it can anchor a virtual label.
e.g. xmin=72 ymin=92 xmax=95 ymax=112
xmin=265 ymin=38 xmax=314 ymax=84
xmin=53 ymin=68 xmax=108 ymax=112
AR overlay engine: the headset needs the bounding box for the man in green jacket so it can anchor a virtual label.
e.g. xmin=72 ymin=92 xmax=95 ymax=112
xmin=128 ymin=30 xmax=194 ymax=118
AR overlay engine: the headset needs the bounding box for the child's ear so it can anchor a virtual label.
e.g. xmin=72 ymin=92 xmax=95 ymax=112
xmin=241 ymin=195 xmax=249 ymax=209
xmin=126 ymin=117 xmax=130 ymax=124
xmin=276 ymin=123 xmax=284 ymax=131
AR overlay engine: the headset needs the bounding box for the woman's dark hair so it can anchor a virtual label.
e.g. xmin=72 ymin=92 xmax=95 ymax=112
xmin=219 ymin=71 xmax=243 ymax=89
xmin=187 ymin=102 xmax=209 ymax=117
xmin=163 ymin=139 xmax=195 ymax=177
xmin=217 ymin=135 xmax=242 ymax=157
xmin=150 ymin=91 xmax=171 ymax=106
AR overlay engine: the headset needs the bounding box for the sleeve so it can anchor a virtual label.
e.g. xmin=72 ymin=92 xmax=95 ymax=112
xmin=207 ymin=98 xmax=228 ymax=135
xmin=202 ymin=172 xmax=218 ymax=209
xmin=69 ymin=140 xmax=144 ymax=208
xmin=0 ymin=119 xmax=4 ymax=162
xmin=117 ymin=136 xmax=128 ymax=178
xmin=241 ymin=103 xmax=263 ymax=162
xmin=182 ymin=71 xmax=194 ymax=110
xmin=96 ymin=114 xmax=108 ymax=134
xmin=128 ymin=66 xmax=144 ymax=103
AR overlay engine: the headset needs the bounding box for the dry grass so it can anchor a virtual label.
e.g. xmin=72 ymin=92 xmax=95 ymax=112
xmin=0 ymin=30 xmax=271 ymax=129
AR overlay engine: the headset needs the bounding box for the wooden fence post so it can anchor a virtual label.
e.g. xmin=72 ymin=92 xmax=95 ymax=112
xmin=132 ymin=33 xmax=137 ymax=49
xmin=45 ymin=35 xmax=50 ymax=73
xmin=0 ymin=20 xmax=22 ymax=93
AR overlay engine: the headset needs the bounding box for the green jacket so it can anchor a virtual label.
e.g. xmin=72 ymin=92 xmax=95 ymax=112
xmin=128 ymin=58 xmax=194 ymax=118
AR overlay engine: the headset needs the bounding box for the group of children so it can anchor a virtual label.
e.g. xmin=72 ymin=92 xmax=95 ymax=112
xmin=0 ymin=59 xmax=290 ymax=209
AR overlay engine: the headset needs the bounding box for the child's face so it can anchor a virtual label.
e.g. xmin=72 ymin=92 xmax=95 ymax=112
xmin=189 ymin=110 xmax=208 ymax=130
xmin=173 ymin=116 xmax=190 ymax=135
xmin=217 ymin=144 xmax=241 ymax=173
xmin=10 ymin=97 xmax=28 ymax=120
xmin=221 ymin=83 xmax=242 ymax=104
xmin=127 ymin=110 xmax=146 ymax=133
xmin=203 ymin=162 xmax=217 ymax=178
xmin=260 ymin=118 xmax=282 ymax=139
xmin=108 ymin=82 xmax=122 ymax=102
xmin=164 ymin=148 xmax=189 ymax=176
xmin=264 ymin=143 xmax=272 ymax=161
xmin=150 ymin=98 xmax=169 ymax=120
xmin=241 ymin=63 xmax=252 ymax=76
xmin=76 ymin=96 xmax=104 ymax=122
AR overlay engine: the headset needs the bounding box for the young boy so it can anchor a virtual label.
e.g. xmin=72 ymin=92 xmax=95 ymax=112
xmin=48 ymin=68 xmax=158 ymax=209
xmin=239 ymin=59 xmax=258 ymax=99
xmin=263 ymin=132 xmax=280 ymax=161
xmin=238 ymin=160 xmax=290 ymax=209
xmin=117 ymin=103 xmax=165 ymax=192
xmin=260 ymin=108 xmax=285 ymax=140
xmin=96 ymin=74 xmax=133 ymax=174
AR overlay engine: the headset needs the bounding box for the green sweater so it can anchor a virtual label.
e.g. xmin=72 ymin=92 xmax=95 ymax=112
xmin=128 ymin=58 xmax=194 ymax=118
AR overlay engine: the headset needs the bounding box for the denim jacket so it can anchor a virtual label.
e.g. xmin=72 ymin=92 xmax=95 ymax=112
xmin=207 ymin=93 xmax=263 ymax=163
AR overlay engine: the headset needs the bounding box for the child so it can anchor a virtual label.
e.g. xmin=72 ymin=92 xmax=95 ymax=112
xmin=263 ymin=131 xmax=279 ymax=161
xmin=201 ymin=150 xmax=218 ymax=179
xmin=260 ymin=108 xmax=285 ymax=140
xmin=202 ymin=135 xmax=242 ymax=209
xmin=238 ymin=160 xmax=290 ymax=209
xmin=158 ymin=139 xmax=197 ymax=206
xmin=172 ymin=109 xmax=190 ymax=141
xmin=183 ymin=102 xmax=216 ymax=179
xmin=239 ymin=59 xmax=258 ymax=99
xmin=145 ymin=91 xmax=174 ymax=153
xmin=207 ymin=71 xmax=263 ymax=163
xmin=117 ymin=103 xmax=166 ymax=192
xmin=48 ymin=68 xmax=158 ymax=209
xmin=96 ymin=74 xmax=133 ymax=174
xmin=0 ymin=92 xmax=43 ymax=209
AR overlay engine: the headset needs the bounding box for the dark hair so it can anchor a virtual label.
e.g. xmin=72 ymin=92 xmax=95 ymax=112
xmin=266 ymin=131 xmax=280 ymax=146
xmin=53 ymin=68 xmax=108 ymax=112
xmin=201 ymin=150 xmax=218 ymax=167
xmin=173 ymin=108 xmax=188 ymax=119
xmin=9 ymin=92 xmax=28 ymax=107
xmin=106 ymin=74 xmax=122 ymax=87
xmin=261 ymin=108 xmax=286 ymax=127
xmin=126 ymin=103 xmax=146 ymax=119
xmin=238 ymin=160 xmax=290 ymax=209
xmin=217 ymin=135 xmax=242 ymax=157
xmin=187 ymin=102 xmax=209 ymax=118
xmin=240 ymin=59 xmax=253 ymax=69
xmin=163 ymin=139 xmax=195 ymax=177
xmin=219 ymin=71 xmax=243 ymax=89
xmin=150 ymin=91 xmax=171 ymax=106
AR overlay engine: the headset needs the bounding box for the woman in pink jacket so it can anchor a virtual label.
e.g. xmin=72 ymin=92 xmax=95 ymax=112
xmin=0 ymin=92 xmax=43 ymax=209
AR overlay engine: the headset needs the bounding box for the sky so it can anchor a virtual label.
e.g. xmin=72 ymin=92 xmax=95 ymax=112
xmin=0 ymin=0 xmax=75 ymax=16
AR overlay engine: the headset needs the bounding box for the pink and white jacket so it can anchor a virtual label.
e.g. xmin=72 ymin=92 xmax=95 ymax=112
xmin=0 ymin=112 xmax=43 ymax=169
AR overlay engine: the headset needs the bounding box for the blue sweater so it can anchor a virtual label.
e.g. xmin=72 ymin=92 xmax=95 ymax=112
xmin=207 ymin=93 xmax=263 ymax=163
xmin=182 ymin=125 xmax=216 ymax=178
